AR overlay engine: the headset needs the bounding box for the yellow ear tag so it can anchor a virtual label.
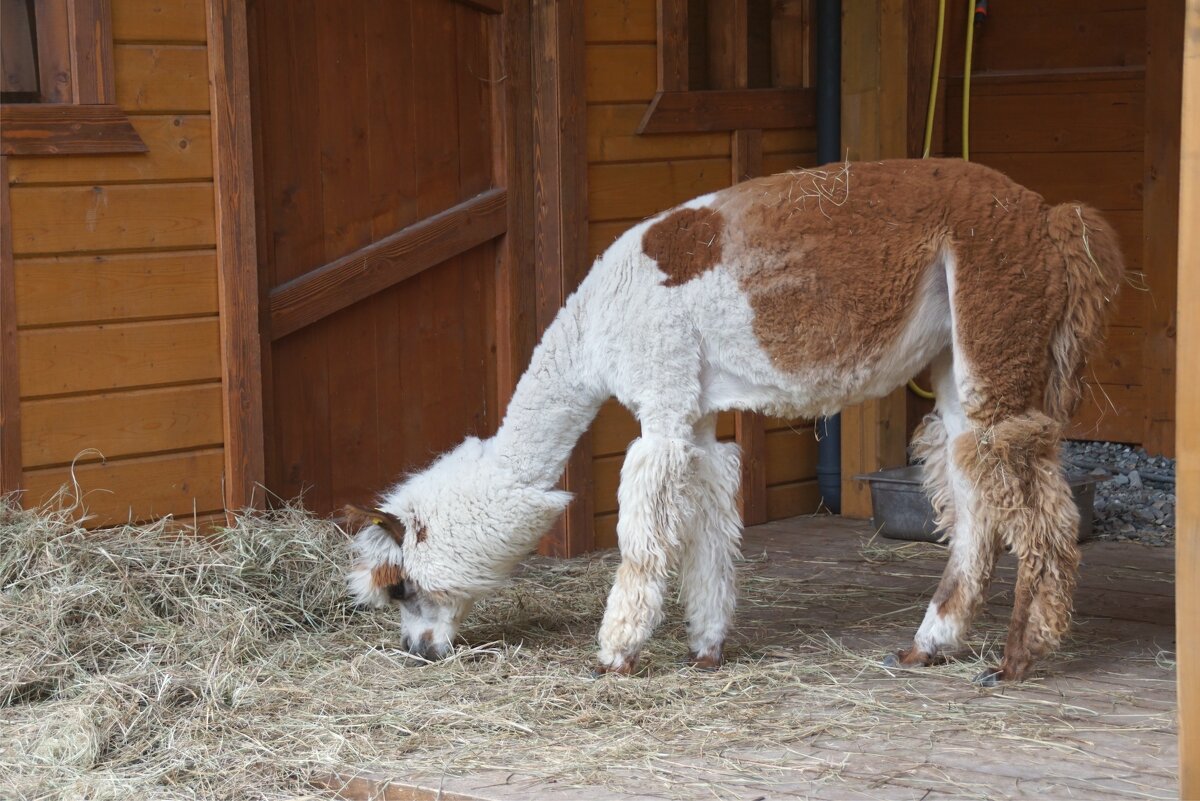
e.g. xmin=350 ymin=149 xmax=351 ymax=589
xmin=371 ymin=517 xmax=384 ymax=526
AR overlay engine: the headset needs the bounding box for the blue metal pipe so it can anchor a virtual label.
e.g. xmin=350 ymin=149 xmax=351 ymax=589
xmin=815 ymin=0 xmax=842 ymax=514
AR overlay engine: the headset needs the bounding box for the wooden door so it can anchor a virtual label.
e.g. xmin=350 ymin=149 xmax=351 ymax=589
xmin=248 ymin=1 xmax=533 ymax=514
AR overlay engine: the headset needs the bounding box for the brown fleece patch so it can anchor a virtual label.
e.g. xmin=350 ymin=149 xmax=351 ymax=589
xmin=412 ymin=522 xmax=428 ymax=544
xmin=932 ymin=574 xmax=961 ymax=619
xmin=641 ymin=206 xmax=726 ymax=286
xmin=370 ymin=562 xmax=406 ymax=590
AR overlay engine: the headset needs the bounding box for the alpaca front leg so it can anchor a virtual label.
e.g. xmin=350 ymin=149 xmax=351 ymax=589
xmin=680 ymin=436 xmax=741 ymax=669
xmin=596 ymin=435 xmax=699 ymax=674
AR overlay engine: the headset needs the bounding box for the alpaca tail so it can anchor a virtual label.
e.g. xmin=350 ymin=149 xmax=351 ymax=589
xmin=1043 ymin=203 xmax=1126 ymax=423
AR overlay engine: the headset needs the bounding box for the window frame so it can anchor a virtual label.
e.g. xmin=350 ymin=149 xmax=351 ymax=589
xmin=0 ymin=0 xmax=145 ymax=155
xmin=636 ymin=0 xmax=816 ymax=135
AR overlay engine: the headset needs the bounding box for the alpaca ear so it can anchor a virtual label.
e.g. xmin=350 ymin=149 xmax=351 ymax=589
xmin=339 ymin=504 xmax=406 ymax=546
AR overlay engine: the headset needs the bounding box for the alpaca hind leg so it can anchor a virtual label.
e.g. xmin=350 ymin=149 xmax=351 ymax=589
xmin=678 ymin=415 xmax=742 ymax=669
xmin=596 ymin=432 xmax=700 ymax=674
xmin=887 ymin=354 xmax=1003 ymax=666
xmin=955 ymin=412 xmax=1080 ymax=684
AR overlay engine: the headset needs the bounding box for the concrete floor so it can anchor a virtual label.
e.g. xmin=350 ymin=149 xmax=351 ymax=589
xmin=323 ymin=515 xmax=1178 ymax=801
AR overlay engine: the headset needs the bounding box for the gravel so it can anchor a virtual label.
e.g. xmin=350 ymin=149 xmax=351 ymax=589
xmin=1063 ymin=440 xmax=1175 ymax=547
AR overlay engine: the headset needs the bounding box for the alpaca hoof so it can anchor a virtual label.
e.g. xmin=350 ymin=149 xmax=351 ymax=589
xmin=881 ymin=653 xmax=901 ymax=668
xmin=883 ymin=647 xmax=937 ymax=669
xmin=973 ymin=666 xmax=1004 ymax=687
xmin=686 ymin=648 xmax=724 ymax=671
xmin=592 ymin=659 xmax=637 ymax=678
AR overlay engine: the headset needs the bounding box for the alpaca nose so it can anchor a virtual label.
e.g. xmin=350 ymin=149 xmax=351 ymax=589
xmin=403 ymin=631 xmax=447 ymax=662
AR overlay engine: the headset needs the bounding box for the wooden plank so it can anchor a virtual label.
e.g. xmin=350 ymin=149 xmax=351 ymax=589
xmin=208 ymin=0 xmax=265 ymax=511
xmin=944 ymin=91 xmax=1144 ymax=154
xmin=111 ymin=0 xmax=207 ymax=43
xmin=584 ymin=43 xmax=658 ymax=103
xmin=35 ymin=0 xmax=75 ymax=103
xmin=1068 ymin=382 xmax=1144 ymax=444
xmin=764 ymin=427 xmax=818 ymax=485
xmin=0 ymin=104 xmax=147 ymax=156
xmin=15 ymin=250 xmax=217 ymax=327
xmin=585 ymin=0 xmax=656 ymax=44
xmin=637 ymin=88 xmax=817 ymax=133
xmin=761 ymin=150 xmax=818 ymax=175
xmin=2 ymin=0 xmax=39 ymax=98
xmin=587 ymin=219 xmax=636 ymax=260
xmin=21 ymin=383 xmax=223 ymax=466
xmin=955 ymin=7 xmax=1147 ymax=75
xmin=593 ymin=453 xmax=621 ymax=515
xmin=838 ymin=0 xmax=909 ymax=517
xmin=588 ymin=104 xmax=731 ymax=162
xmin=533 ymin=0 xmax=593 ymax=557
xmin=761 ymin=126 xmax=817 ymax=154
xmin=22 ymin=447 xmax=225 ymax=524
xmin=965 ymin=151 xmax=1143 ymax=211
xmin=0 ymin=157 xmax=21 ymax=492
xmin=657 ymin=0 xmax=688 ymax=91
xmin=70 ymin=0 xmax=118 ymax=104
xmin=736 ymin=410 xmax=768 ymax=525
xmin=19 ymin=317 xmax=221 ymax=397
xmin=364 ymin=0 xmax=417 ymax=240
xmin=1087 ymin=325 xmax=1144 ymax=386
xmin=7 ymin=115 xmax=212 ymax=184
xmin=114 ymin=44 xmax=210 ymax=111
xmin=1140 ymin=0 xmax=1184 ymax=457
xmin=765 ymin=479 xmax=820 ymax=520
xmin=450 ymin=0 xmax=502 ymax=14
xmin=8 ymin=182 xmax=215 ymax=255
xmin=1177 ymin=1 xmax=1200 ymax=793
xmin=588 ymin=158 xmax=729 ymax=219
xmin=268 ymin=189 xmax=507 ymax=341
xmin=592 ymin=398 xmax=639 ymax=456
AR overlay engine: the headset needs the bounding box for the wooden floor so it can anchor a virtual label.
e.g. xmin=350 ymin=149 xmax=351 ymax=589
xmin=328 ymin=515 xmax=1178 ymax=801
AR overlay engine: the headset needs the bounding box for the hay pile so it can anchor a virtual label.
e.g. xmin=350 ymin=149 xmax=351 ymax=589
xmin=0 ymin=499 xmax=1172 ymax=800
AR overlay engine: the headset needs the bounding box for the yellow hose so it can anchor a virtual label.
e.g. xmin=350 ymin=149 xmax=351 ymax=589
xmin=921 ymin=0 xmax=946 ymax=159
xmin=909 ymin=0 xmax=975 ymax=401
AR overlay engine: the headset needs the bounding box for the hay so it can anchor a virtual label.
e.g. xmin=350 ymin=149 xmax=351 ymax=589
xmin=0 ymin=499 xmax=1174 ymax=800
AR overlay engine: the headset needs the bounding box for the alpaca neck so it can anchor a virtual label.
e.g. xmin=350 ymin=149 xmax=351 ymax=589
xmin=492 ymin=299 xmax=604 ymax=489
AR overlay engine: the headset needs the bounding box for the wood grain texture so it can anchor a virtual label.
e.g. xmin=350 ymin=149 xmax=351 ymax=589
xmin=637 ymin=88 xmax=817 ymax=133
xmin=8 ymin=182 xmax=215 ymax=255
xmin=207 ymin=0 xmax=265 ymax=510
xmin=587 ymin=104 xmax=730 ymax=162
xmin=22 ymin=446 xmax=225 ymax=524
xmin=114 ymin=44 xmax=210 ymax=111
xmin=1178 ymin=0 xmax=1200 ymax=789
xmin=532 ymin=0 xmax=593 ymax=557
xmin=588 ymin=157 xmax=730 ymax=219
xmin=736 ymin=410 xmax=768 ymax=525
xmin=1140 ymin=0 xmax=1184 ymax=457
xmin=585 ymin=0 xmax=656 ymax=44
xmin=19 ymin=317 xmax=221 ymax=397
xmin=268 ymin=189 xmax=507 ymax=340
xmin=70 ymin=0 xmax=118 ymax=104
xmin=0 ymin=157 xmax=21 ymax=492
xmin=585 ymin=43 xmax=658 ymax=102
xmin=35 ymin=0 xmax=76 ymax=103
xmin=657 ymin=0 xmax=688 ymax=91
xmin=0 ymin=104 xmax=147 ymax=156
xmin=15 ymin=250 xmax=217 ymax=327
xmin=7 ymin=115 xmax=213 ymax=184
xmin=111 ymin=0 xmax=208 ymax=43
xmin=21 ymin=382 xmax=223 ymax=466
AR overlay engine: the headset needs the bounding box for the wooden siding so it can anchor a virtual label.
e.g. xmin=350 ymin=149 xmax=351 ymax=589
xmin=584 ymin=0 xmax=821 ymax=548
xmin=915 ymin=0 xmax=1175 ymax=452
xmin=4 ymin=0 xmax=223 ymax=523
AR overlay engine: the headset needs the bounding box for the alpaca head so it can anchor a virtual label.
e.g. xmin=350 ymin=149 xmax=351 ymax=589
xmin=343 ymin=437 xmax=571 ymax=660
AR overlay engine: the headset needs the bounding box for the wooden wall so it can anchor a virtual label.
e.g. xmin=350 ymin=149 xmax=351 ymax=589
xmin=584 ymin=0 xmax=823 ymax=548
xmin=912 ymin=0 xmax=1180 ymax=453
xmin=4 ymin=0 xmax=223 ymax=523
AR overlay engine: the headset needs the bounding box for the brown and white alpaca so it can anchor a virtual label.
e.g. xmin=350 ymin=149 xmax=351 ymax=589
xmin=344 ymin=159 xmax=1124 ymax=684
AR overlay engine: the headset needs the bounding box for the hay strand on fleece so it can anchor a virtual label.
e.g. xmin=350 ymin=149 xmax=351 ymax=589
xmin=0 ymin=499 xmax=1173 ymax=800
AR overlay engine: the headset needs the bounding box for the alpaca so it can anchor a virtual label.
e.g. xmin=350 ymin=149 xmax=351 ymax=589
xmin=343 ymin=158 xmax=1124 ymax=684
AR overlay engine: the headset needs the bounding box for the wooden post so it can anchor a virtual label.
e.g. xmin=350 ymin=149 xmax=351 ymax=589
xmin=0 ymin=156 xmax=21 ymax=495
xmin=532 ymin=0 xmax=593 ymax=557
xmin=1143 ymin=2 xmax=1185 ymax=458
xmin=838 ymin=0 xmax=909 ymax=516
xmin=1176 ymin=2 xmax=1200 ymax=794
xmin=206 ymin=0 xmax=266 ymax=511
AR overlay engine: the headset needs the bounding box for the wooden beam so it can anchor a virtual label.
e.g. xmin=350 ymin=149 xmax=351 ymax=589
xmin=637 ymin=88 xmax=816 ymax=133
xmin=268 ymin=188 xmax=508 ymax=341
xmin=532 ymin=0 xmax=593 ymax=557
xmin=451 ymin=0 xmax=503 ymax=14
xmin=1142 ymin=1 xmax=1185 ymax=457
xmin=69 ymin=0 xmax=117 ymax=104
xmin=0 ymin=157 xmax=21 ymax=495
xmin=657 ymin=0 xmax=689 ymax=92
xmin=838 ymin=0 xmax=909 ymax=517
xmin=207 ymin=0 xmax=265 ymax=511
xmin=1176 ymin=2 xmax=1200 ymax=795
xmin=0 ymin=104 xmax=146 ymax=155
